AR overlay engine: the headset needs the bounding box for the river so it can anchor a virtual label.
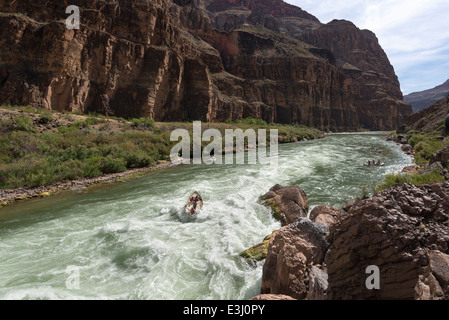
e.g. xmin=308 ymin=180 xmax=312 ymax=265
xmin=0 ymin=132 xmax=412 ymax=300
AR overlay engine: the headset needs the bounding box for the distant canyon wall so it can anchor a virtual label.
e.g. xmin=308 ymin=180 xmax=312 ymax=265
xmin=0 ymin=0 xmax=412 ymax=131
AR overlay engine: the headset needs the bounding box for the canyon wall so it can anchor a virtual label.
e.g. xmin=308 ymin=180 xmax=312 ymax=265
xmin=0 ymin=0 xmax=411 ymax=131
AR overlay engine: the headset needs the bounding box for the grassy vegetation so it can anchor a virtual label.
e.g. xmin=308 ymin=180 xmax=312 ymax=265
xmin=414 ymin=139 xmax=445 ymax=165
xmin=0 ymin=117 xmax=172 ymax=189
xmin=375 ymin=171 xmax=446 ymax=192
xmin=396 ymin=131 xmax=449 ymax=165
xmin=0 ymin=106 xmax=324 ymax=190
xmin=363 ymin=125 xmax=449 ymax=195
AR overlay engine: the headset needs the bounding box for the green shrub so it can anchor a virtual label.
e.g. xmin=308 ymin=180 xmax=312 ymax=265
xmin=101 ymin=156 xmax=127 ymax=174
xmin=376 ymin=171 xmax=445 ymax=192
xmin=414 ymin=140 xmax=444 ymax=165
xmin=84 ymin=157 xmax=103 ymax=178
xmin=131 ymin=117 xmax=155 ymax=129
xmin=38 ymin=113 xmax=53 ymax=124
xmin=410 ymin=171 xmax=445 ymax=185
xmin=124 ymin=150 xmax=154 ymax=168
xmin=408 ymin=134 xmax=426 ymax=148
xmin=58 ymin=125 xmax=77 ymax=134
xmin=53 ymin=159 xmax=85 ymax=182
xmin=72 ymin=117 xmax=101 ymax=128
xmin=10 ymin=116 xmax=36 ymax=132
xmin=240 ymin=117 xmax=267 ymax=126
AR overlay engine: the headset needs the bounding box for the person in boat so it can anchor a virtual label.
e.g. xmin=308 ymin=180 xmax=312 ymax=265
xmin=190 ymin=193 xmax=202 ymax=212
xmin=377 ymin=160 xmax=381 ymax=166
xmin=367 ymin=160 xmax=371 ymax=166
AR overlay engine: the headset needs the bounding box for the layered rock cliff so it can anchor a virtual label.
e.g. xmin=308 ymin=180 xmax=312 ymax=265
xmin=300 ymin=20 xmax=412 ymax=130
xmin=0 ymin=0 xmax=411 ymax=131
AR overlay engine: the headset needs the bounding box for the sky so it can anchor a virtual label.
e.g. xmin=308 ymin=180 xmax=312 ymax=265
xmin=286 ymin=0 xmax=449 ymax=95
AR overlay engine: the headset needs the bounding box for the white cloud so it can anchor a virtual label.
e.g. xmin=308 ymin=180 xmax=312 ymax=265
xmin=287 ymin=0 xmax=449 ymax=94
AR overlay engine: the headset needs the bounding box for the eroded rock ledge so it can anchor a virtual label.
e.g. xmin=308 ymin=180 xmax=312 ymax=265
xmin=252 ymin=182 xmax=449 ymax=300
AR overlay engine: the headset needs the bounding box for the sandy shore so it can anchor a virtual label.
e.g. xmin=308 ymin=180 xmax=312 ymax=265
xmin=0 ymin=161 xmax=173 ymax=207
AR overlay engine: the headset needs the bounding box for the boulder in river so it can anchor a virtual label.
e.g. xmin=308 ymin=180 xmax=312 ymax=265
xmin=260 ymin=184 xmax=309 ymax=224
xmin=261 ymin=218 xmax=329 ymax=300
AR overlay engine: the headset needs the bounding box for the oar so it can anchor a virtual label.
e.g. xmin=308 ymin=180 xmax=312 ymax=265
xmin=170 ymin=208 xmax=181 ymax=216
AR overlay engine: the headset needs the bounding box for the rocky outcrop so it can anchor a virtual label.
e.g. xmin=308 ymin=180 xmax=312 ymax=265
xmin=300 ymin=20 xmax=412 ymax=130
xmin=430 ymin=146 xmax=449 ymax=167
xmin=326 ymin=182 xmax=449 ymax=300
xmin=416 ymin=250 xmax=449 ymax=300
xmin=260 ymin=184 xmax=308 ymax=223
xmin=257 ymin=181 xmax=449 ymax=300
xmin=260 ymin=218 xmax=329 ymax=300
xmin=405 ymin=96 xmax=449 ymax=134
xmin=0 ymin=0 xmax=410 ymax=131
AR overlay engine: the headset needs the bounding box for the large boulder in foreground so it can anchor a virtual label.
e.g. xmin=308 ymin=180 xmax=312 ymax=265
xmin=260 ymin=184 xmax=309 ymax=224
xmin=326 ymin=182 xmax=449 ymax=300
xmin=261 ymin=218 xmax=329 ymax=300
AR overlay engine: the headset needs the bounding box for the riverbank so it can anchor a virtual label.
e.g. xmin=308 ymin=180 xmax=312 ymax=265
xmin=0 ymin=161 xmax=173 ymax=207
xmin=0 ymin=105 xmax=325 ymax=208
xmin=377 ymin=130 xmax=449 ymax=191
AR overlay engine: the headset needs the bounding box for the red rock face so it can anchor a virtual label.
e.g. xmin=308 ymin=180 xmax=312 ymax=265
xmin=300 ymin=20 xmax=412 ymax=130
xmin=0 ymin=0 xmax=411 ymax=131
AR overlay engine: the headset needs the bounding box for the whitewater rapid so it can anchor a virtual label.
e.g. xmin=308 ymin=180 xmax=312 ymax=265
xmin=0 ymin=133 xmax=412 ymax=299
